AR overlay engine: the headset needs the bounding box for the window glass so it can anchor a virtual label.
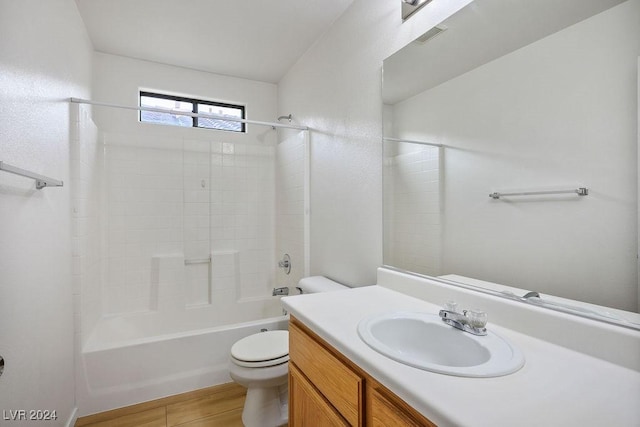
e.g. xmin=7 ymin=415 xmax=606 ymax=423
xmin=197 ymin=103 xmax=244 ymax=132
xmin=139 ymin=92 xmax=245 ymax=133
xmin=140 ymin=95 xmax=193 ymax=127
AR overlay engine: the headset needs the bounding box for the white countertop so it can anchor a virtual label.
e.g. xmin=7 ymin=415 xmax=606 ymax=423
xmin=282 ymin=285 xmax=640 ymax=427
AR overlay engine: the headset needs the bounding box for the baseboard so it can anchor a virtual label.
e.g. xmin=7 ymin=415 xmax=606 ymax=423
xmin=65 ymin=407 xmax=78 ymax=427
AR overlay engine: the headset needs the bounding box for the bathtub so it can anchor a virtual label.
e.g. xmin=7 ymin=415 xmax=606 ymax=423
xmin=76 ymin=300 xmax=288 ymax=417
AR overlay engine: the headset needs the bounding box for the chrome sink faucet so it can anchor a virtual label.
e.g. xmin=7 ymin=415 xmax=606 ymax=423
xmin=439 ymin=301 xmax=488 ymax=336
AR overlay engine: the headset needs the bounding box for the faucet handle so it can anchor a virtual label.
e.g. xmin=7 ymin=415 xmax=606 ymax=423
xmin=278 ymin=254 xmax=291 ymax=275
xmin=444 ymin=300 xmax=459 ymax=313
xmin=467 ymin=310 xmax=488 ymax=328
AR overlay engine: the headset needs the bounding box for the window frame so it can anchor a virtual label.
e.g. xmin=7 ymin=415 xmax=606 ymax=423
xmin=139 ymin=91 xmax=246 ymax=133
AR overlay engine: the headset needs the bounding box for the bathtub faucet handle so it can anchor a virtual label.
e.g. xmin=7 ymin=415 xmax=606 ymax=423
xmin=278 ymin=254 xmax=291 ymax=275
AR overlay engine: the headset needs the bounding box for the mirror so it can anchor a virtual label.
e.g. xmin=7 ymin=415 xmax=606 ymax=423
xmin=382 ymin=0 xmax=640 ymax=328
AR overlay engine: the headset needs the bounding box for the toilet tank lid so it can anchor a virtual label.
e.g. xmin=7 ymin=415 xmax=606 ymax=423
xmin=297 ymin=276 xmax=348 ymax=294
xmin=231 ymin=330 xmax=289 ymax=362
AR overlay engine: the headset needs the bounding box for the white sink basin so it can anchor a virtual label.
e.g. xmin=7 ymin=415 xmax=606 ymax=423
xmin=357 ymin=312 xmax=524 ymax=377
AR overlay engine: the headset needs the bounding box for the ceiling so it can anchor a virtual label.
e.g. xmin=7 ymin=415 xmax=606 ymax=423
xmin=75 ymin=0 xmax=355 ymax=83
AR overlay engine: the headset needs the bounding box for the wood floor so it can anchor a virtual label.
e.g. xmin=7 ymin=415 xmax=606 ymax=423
xmin=75 ymin=383 xmax=247 ymax=427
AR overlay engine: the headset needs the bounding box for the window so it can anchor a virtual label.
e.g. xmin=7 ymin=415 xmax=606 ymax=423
xmin=139 ymin=91 xmax=245 ymax=132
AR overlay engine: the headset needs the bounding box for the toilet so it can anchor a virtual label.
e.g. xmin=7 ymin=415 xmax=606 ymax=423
xmin=228 ymin=276 xmax=347 ymax=427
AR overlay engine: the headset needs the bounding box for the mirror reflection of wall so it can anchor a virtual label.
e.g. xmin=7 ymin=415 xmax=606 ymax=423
xmin=383 ymin=139 xmax=442 ymax=275
xmin=383 ymin=0 xmax=640 ymax=314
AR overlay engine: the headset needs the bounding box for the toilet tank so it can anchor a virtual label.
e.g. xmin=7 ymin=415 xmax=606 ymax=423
xmin=296 ymin=276 xmax=348 ymax=294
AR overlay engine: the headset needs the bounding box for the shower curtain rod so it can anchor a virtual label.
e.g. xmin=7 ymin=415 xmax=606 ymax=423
xmin=383 ymin=137 xmax=443 ymax=148
xmin=69 ymin=98 xmax=309 ymax=131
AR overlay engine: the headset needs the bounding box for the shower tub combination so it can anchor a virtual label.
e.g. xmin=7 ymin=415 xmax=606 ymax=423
xmin=78 ymin=299 xmax=287 ymax=416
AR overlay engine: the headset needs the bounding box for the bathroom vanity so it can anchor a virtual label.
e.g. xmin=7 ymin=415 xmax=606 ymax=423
xmin=289 ymin=316 xmax=434 ymax=426
xmin=282 ymin=268 xmax=640 ymax=426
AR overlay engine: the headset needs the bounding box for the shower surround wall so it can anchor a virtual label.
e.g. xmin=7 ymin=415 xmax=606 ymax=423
xmin=102 ymin=134 xmax=184 ymax=314
xmin=276 ymin=128 xmax=310 ymax=288
xmin=101 ymin=133 xmax=277 ymax=315
xmin=70 ymin=103 xmax=103 ymax=342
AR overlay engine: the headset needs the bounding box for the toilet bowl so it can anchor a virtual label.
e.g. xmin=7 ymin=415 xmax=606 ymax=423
xmin=229 ymin=330 xmax=289 ymax=427
xmin=228 ymin=276 xmax=347 ymax=427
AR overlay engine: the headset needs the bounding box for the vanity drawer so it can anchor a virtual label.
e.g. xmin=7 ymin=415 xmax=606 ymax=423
xmin=289 ymin=319 xmax=363 ymax=426
xmin=366 ymin=382 xmax=436 ymax=427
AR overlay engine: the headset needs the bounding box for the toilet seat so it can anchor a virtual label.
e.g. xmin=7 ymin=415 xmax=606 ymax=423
xmin=231 ymin=330 xmax=289 ymax=368
xmin=232 ymin=354 xmax=289 ymax=368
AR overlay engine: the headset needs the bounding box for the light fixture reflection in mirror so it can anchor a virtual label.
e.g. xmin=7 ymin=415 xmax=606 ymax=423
xmin=401 ymin=0 xmax=433 ymax=21
xmin=383 ymin=0 xmax=640 ymax=329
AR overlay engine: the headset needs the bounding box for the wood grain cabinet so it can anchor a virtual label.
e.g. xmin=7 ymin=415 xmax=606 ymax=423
xmin=290 ymin=363 xmax=350 ymax=426
xmin=289 ymin=317 xmax=436 ymax=427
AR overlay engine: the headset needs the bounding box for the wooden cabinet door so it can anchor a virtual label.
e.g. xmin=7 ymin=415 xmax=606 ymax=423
xmin=289 ymin=321 xmax=362 ymax=425
xmin=289 ymin=363 xmax=350 ymax=427
xmin=367 ymin=384 xmax=436 ymax=427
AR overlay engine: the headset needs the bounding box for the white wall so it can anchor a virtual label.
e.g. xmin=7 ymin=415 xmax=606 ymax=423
xmin=0 ymin=0 xmax=93 ymax=423
xmin=92 ymin=52 xmax=278 ymax=140
xmin=277 ymin=0 xmax=473 ymax=286
xmin=391 ymin=1 xmax=640 ymax=311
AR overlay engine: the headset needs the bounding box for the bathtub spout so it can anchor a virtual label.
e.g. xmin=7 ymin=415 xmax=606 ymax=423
xmin=272 ymin=287 xmax=289 ymax=296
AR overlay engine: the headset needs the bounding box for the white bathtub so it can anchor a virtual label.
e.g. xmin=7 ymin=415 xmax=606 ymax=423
xmin=77 ymin=303 xmax=288 ymax=417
